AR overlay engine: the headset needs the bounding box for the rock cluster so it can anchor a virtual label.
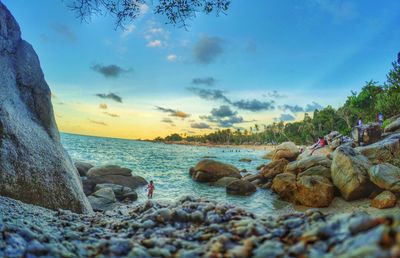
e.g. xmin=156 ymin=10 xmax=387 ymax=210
xmin=262 ymin=129 xmax=400 ymax=209
xmin=76 ymin=162 xmax=146 ymax=211
xmin=1 ymin=196 xmax=400 ymax=257
xmin=189 ymin=159 xmax=258 ymax=196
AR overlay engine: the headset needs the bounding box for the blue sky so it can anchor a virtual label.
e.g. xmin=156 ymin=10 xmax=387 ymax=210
xmin=3 ymin=0 xmax=400 ymax=139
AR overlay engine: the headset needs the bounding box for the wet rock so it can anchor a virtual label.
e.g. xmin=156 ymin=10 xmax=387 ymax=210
xmin=88 ymin=187 xmax=117 ymax=212
xmin=331 ymin=146 xmax=373 ymax=200
xmin=226 ymin=180 xmax=256 ymax=196
xmin=239 ymin=158 xmax=252 ymax=162
xmin=191 ymin=159 xmax=241 ymax=182
xmin=74 ymin=161 xmax=94 ymax=177
xmin=263 ymin=142 xmax=299 ymax=161
xmin=214 ymin=177 xmax=241 ymax=187
xmin=357 ymin=133 xmax=400 ymax=167
xmin=368 ymin=163 xmax=400 ymax=192
xmin=272 ymin=173 xmax=297 ymax=202
xmin=94 ymin=183 xmax=132 ymax=201
xmin=0 ymin=2 xmax=91 ymax=213
xmin=296 ymin=175 xmax=334 ymax=207
xmin=260 ymin=159 xmax=289 ymax=180
xmin=242 ymin=174 xmax=261 ymax=182
xmin=86 ymin=165 xmax=147 ymax=191
xmin=122 ymin=191 xmax=138 ymax=202
xmin=371 ymin=191 xmax=397 ymax=209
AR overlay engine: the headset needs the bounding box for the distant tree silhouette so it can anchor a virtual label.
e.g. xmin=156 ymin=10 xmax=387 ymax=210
xmin=66 ymin=0 xmax=230 ymax=29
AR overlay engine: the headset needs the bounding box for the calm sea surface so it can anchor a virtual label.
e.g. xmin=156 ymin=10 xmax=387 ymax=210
xmin=61 ymin=133 xmax=288 ymax=215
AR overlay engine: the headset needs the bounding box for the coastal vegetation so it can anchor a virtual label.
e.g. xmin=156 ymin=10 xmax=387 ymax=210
xmin=157 ymin=58 xmax=400 ymax=145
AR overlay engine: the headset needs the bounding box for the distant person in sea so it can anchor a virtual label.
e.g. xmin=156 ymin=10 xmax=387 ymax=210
xmin=378 ymin=112 xmax=384 ymax=126
xmin=147 ymin=180 xmax=155 ymax=198
xmin=310 ymin=136 xmax=326 ymax=155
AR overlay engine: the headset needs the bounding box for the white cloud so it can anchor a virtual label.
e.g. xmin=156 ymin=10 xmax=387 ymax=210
xmin=147 ymin=40 xmax=162 ymax=47
xmin=139 ymin=3 xmax=149 ymax=15
xmin=167 ymin=54 xmax=177 ymax=62
xmin=121 ymin=24 xmax=136 ymax=38
xmin=149 ymin=27 xmax=164 ymax=34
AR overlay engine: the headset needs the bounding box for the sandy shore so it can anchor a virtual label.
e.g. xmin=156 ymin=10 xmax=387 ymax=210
xmin=157 ymin=140 xmax=275 ymax=151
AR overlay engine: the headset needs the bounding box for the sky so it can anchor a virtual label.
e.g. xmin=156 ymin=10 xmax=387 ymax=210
xmin=3 ymin=0 xmax=400 ymax=140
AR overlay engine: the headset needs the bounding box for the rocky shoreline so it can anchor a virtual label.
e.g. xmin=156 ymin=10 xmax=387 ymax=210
xmin=2 ymin=195 xmax=400 ymax=258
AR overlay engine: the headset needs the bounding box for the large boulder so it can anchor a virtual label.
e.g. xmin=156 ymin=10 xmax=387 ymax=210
xmin=356 ymin=134 xmax=400 ymax=167
xmin=368 ymin=163 xmax=400 ymax=192
xmin=331 ymin=146 xmax=373 ymax=200
xmin=226 ymin=179 xmax=256 ymax=196
xmin=263 ymin=142 xmax=299 ymax=161
xmin=297 ymin=146 xmax=333 ymax=160
xmin=371 ymin=191 xmax=397 ymax=209
xmin=75 ymin=161 xmax=94 ymax=177
xmin=260 ymin=159 xmax=289 ymax=180
xmin=352 ymin=123 xmax=382 ymax=145
xmin=296 ymin=175 xmax=334 ymax=207
xmin=285 ymin=156 xmax=332 ymax=175
xmin=0 ymin=3 xmax=91 ymax=213
xmin=88 ymin=188 xmax=117 ymax=212
xmin=298 ymin=165 xmax=331 ymax=180
xmin=86 ymin=165 xmax=147 ymax=194
xmin=384 ymin=116 xmax=400 ymax=134
xmin=272 ymin=173 xmax=297 ymax=203
xmin=191 ymin=159 xmax=241 ymax=182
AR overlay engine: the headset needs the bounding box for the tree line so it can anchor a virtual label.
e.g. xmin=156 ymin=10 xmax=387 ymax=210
xmin=156 ymin=56 xmax=400 ymax=145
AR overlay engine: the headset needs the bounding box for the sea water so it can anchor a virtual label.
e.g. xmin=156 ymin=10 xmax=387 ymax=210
xmin=61 ymin=133 xmax=288 ymax=215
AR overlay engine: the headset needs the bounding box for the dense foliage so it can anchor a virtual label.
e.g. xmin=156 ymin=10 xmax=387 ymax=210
xmin=157 ymin=57 xmax=400 ymax=145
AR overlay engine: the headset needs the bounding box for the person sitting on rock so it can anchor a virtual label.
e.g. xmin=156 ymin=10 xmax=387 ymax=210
xmin=147 ymin=180 xmax=155 ymax=198
xmin=310 ymin=137 xmax=326 ymax=155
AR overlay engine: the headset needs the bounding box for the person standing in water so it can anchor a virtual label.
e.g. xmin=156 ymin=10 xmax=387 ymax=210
xmin=147 ymin=180 xmax=155 ymax=198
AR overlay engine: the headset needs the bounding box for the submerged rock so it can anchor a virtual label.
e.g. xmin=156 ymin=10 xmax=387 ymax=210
xmin=74 ymin=161 xmax=94 ymax=177
xmin=94 ymin=183 xmax=133 ymax=201
xmin=191 ymin=159 xmax=241 ymax=182
xmin=214 ymin=177 xmax=239 ymax=187
xmin=331 ymin=146 xmax=373 ymax=201
xmin=0 ymin=2 xmax=91 ymax=213
xmin=226 ymin=180 xmax=256 ymax=196
xmin=371 ymin=191 xmax=397 ymax=209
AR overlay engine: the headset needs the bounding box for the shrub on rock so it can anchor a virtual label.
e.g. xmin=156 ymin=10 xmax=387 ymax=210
xmin=331 ymin=146 xmax=373 ymax=201
xmin=191 ymin=159 xmax=241 ymax=182
xmin=371 ymin=191 xmax=397 ymax=209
